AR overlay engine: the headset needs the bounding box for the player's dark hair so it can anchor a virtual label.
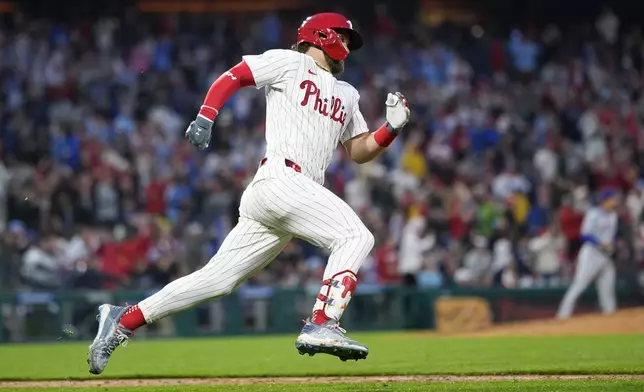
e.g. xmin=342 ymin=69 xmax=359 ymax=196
xmin=292 ymin=42 xmax=314 ymax=53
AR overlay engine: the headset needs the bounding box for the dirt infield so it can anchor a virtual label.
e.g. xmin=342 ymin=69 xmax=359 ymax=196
xmin=2 ymin=309 xmax=643 ymax=389
xmin=455 ymin=307 xmax=644 ymax=337
xmin=1 ymin=375 xmax=643 ymax=388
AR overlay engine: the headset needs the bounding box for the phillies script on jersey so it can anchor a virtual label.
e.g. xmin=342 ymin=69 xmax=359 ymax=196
xmin=299 ymin=80 xmax=348 ymax=125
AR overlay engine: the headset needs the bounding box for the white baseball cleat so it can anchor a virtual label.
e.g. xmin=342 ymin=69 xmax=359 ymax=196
xmin=295 ymin=318 xmax=368 ymax=361
xmin=87 ymin=304 xmax=132 ymax=375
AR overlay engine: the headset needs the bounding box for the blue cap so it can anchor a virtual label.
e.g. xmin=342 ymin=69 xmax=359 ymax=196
xmin=598 ymin=188 xmax=618 ymax=202
xmin=8 ymin=220 xmax=26 ymax=234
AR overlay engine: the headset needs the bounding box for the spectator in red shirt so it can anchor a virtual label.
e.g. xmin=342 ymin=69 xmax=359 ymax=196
xmin=375 ymin=236 xmax=400 ymax=285
xmin=375 ymin=4 xmax=396 ymax=37
xmin=558 ymin=195 xmax=584 ymax=261
xmin=145 ymin=171 xmax=167 ymax=215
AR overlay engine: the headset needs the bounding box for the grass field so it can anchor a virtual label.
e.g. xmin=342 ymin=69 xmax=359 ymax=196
xmin=1 ymin=334 xmax=644 ymax=379
xmin=0 ymin=309 xmax=643 ymax=391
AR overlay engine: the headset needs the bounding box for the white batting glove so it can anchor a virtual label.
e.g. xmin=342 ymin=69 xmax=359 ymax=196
xmin=385 ymin=92 xmax=411 ymax=131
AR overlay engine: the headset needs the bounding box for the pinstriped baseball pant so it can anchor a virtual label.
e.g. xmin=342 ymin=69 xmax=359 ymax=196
xmin=139 ymin=157 xmax=374 ymax=323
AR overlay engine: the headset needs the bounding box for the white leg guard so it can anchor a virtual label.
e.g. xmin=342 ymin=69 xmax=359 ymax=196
xmin=312 ymin=270 xmax=358 ymax=322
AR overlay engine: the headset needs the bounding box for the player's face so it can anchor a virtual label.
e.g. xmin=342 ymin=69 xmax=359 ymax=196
xmin=338 ymin=33 xmax=350 ymax=48
xmin=603 ymin=197 xmax=619 ymax=210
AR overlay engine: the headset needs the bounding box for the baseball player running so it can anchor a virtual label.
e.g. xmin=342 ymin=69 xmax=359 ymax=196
xmin=556 ymin=188 xmax=619 ymax=319
xmin=88 ymin=13 xmax=411 ymax=374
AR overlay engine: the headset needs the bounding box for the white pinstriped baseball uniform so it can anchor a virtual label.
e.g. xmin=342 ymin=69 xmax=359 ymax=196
xmin=139 ymin=49 xmax=374 ymax=322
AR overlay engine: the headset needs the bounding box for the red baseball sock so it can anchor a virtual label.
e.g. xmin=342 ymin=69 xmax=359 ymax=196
xmin=119 ymin=305 xmax=147 ymax=331
xmin=311 ymin=309 xmax=330 ymax=325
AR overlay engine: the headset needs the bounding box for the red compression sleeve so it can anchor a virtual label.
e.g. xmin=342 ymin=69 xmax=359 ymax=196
xmin=198 ymin=61 xmax=256 ymax=120
xmin=373 ymin=123 xmax=398 ymax=147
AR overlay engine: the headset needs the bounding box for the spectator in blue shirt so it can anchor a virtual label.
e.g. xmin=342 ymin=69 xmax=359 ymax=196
xmin=165 ymin=176 xmax=192 ymax=224
xmin=508 ymin=30 xmax=540 ymax=75
xmin=51 ymin=125 xmax=81 ymax=171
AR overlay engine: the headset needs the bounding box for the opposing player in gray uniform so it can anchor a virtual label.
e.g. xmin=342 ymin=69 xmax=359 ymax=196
xmin=557 ymin=188 xmax=619 ymax=319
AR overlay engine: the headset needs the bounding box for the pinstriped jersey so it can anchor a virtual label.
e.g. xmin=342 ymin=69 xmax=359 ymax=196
xmin=242 ymin=49 xmax=369 ymax=184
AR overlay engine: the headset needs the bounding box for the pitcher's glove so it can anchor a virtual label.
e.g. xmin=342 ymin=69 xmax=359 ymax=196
xmin=385 ymin=92 xmax=411 ymax=131
xmin=599 ymin=243 xmax=615 ymax=258
xmin=185 ymin=115 xmax=213 ymax=150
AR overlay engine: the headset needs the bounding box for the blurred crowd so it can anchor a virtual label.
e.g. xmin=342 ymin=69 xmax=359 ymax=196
xmin=2 ymin=5 xmax=644 ymax=293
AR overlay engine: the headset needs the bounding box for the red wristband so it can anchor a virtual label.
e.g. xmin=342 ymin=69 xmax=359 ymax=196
xmin=373 ymin=123 xmax=398 ymax=147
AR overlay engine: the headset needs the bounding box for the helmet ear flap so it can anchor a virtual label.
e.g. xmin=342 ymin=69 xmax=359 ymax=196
xmin=297 ymin=27 xmax=349 ymax=61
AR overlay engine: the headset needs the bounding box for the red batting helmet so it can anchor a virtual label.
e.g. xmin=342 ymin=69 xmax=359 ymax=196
xmin=297 ymin=13 xmax=363 ymax=61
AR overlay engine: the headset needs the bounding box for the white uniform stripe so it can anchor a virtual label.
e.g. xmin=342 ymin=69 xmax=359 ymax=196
xmin=140 ymin=217 xmax=290 ymax=322
xmin=250 ymin=160 xmax=373 ymax=279
xmin=264 ymin=179 xmax=349 ymax=235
